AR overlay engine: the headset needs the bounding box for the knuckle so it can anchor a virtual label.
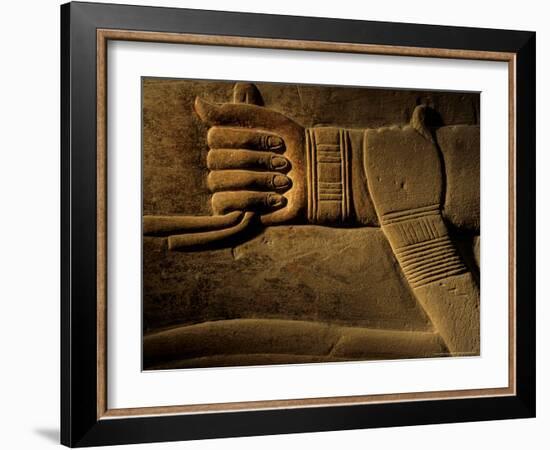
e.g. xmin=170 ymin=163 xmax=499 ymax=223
xmin=211 ymin=192 xmax=226 ymax=214
xmin=206 ymin=127 xmax=220 ymax=148
xmin=206 ymin=151 xmax=216 ymax=170
xmin=206 ymin=172 xmax=218 ymax=192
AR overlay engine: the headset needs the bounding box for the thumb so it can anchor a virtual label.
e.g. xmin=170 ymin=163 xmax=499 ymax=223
xmin=193 ymin=97 xmax=301 ymax=133
xmin=194 ymin=96 xmax=265 ymax=127
xmin=194 ymin=97 xmax=227 ymax=126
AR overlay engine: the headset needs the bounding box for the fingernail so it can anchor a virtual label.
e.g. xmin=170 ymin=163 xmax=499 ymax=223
xmin=272 ymin=175 xmax=291 ymax=189
xmin=267 ymin=136 xmax=284 ymax=150
xmin=267 ymin=194 xmax=286 ymax=208
xmin=271 ymin=156 xmax=288 ymax=170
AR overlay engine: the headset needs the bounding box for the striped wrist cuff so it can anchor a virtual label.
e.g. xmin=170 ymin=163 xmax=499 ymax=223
xmin=306 ymin=127 xmax=352 ymax=224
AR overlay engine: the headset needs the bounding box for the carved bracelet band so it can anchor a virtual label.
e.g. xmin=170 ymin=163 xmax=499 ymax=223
xmin=306 ymin=127 xmax=352 ymax=225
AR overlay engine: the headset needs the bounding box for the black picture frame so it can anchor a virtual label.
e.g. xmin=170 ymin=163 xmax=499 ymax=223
xmin=61 ymin=2 xmax=536 ymax=447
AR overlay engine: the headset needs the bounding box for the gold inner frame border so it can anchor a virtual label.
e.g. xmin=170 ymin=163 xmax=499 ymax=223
xmin=96 ymin=28 xmax=517 ymax=420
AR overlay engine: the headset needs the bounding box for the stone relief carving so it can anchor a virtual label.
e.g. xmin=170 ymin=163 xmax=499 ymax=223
xmin=142 ymin=80 xmax=480 ymax=369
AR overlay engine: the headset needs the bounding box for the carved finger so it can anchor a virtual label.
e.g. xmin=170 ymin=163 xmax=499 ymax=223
xmin=207 ymin=170 xmax=292 ymax=193
xmin=211 ymin=191 xmax=286 ymax=215
xmin=207 ymin=149 xmax=289 ymax=172
xmin=167 ymin=212 xmax=255 ymax=250
xmin=143 ymin=211 xmax=244 ymax=237
xmin=207 ymin=128 xmax=285 ymax=151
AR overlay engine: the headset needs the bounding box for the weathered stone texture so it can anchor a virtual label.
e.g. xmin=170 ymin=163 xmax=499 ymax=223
xmin=142 ymin=79 xmax=480 ymax=369
xmin=143 ymin=226 xmax=433 ymax=333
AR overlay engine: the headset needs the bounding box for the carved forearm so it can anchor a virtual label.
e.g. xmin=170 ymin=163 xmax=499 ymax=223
xmin=436 ymin=125 xmax=480 ymax=232
xmin=306 ymin=124 xmax=480 ymax=232
xmin=363 ymin=122 xmax=479 ymax=355
xmin=380 ymin=211 xmax=480 ymax=354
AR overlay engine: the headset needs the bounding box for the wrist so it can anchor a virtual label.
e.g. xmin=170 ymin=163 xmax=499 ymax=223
xmin=305 ymin=127 xmax=351 ymax=224
xmin=305 ymin=127 xmax=377 ymax=226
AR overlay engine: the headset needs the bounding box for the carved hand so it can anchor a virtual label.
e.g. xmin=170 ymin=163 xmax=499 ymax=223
xmin=193 ymin=96 xmax=307 ymax=226
xmin=143 ymin=83 xmax=308 ymax=249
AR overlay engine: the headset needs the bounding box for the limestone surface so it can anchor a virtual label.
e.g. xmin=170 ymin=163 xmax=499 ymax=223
xmin=142 ymin=79 xmax=480 ymax=370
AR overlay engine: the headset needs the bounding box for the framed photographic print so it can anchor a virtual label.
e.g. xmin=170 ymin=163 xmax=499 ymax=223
xmin=61 ymin=2 xmax=536 ymax=447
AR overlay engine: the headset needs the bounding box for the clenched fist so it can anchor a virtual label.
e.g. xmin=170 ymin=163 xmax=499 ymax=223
xmin=143 ymin=83 xmax=308 ymax=249
xmin=193 ymin=95 xmax=307 ymax=225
